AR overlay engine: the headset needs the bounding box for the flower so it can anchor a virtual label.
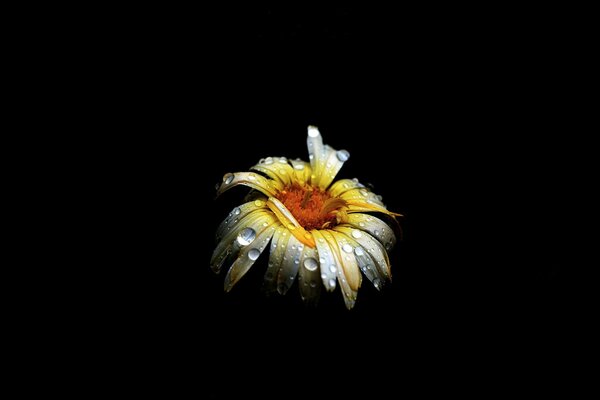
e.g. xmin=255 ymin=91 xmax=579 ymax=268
xmin=211 ymin=126 xmax=401 ymax=309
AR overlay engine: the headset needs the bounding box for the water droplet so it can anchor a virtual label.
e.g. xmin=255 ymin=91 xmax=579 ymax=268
xmin=303 ymin=257 xmax=318 ymax=271
xmin=223 ymin=173 xmax=234 ymax=184
xmin=294 ymin=163 xmax=305 ymax=170
xmin=373 ymin=278 xmax=381 ymax=288
xmin=319 ymin=257 xmax=325 ymax=263
xmin=342 ymin=244 xmax=353 ymax=253
xmin=248 ymin=248 xmax=260 ymax=260
xmin=279 ymin=169 xmax=286 ymax=175
xmin=343 ymin=183 xmax=349 ymax=189
xmin=308 ymin=126 xmax=320 ymax=137
xmin=237 ymin=228 xmax=256 ymax=246
xmin=262 ymin=222 xmax=268 ymax=227
xmin=309 ymin=154 xmax=314 ymax=160
xmin=336 ymin=149 xmax=350 ymax=162
xmin=214 ymin=183 xmax=220 ymax=191
xmin=328 ymin=278 xmax=336 ymax=287
xmin=254 ymin=199 xmax=264 ymax=207
xmin=321 ymin=273 xmax=327 ymax=279
xmin=377 ymin=195 xmax=383 ymax=201
xmin=352 ymin=178 xmax=359 ymax=183
xmin=374 ymin=230 xmax=379 ymax=236
xmin=264 ymin=157 xmax=274 ymax=165
xmin=287 ymin=224 xmax=296 ymax=231
xmin=291 ymin=245 xmax=297 ymax=250
xmin=309 ymin=282 xmax=317 ymax=288
xmin=354 ymin=247 xmax=364 ymax=256
xmin=279 ymin=157 xmax=287 ymax=163
xmin=304 ymin=233 xmax=312 ymax=240
xmin=329 ymin=265 xmax=337 ymax=273
xmin=359 ymin=189 xmax=368 ymax=197
xmin=359 ymin=222 xmax=365 ymax=227
xmin=352 ymin=230 xmax=362 ymax=239
xmin=294 ymin=258 xmax=300 ymax=265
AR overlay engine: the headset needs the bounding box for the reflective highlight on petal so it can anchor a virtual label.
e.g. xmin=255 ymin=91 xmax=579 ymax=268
xmin=216 ymin=172 xmax=282 ymax=198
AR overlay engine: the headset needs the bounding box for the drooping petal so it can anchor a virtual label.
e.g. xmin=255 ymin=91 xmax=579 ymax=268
xmin=310 ymin=230 xmax=338 ymax=292
xmin=263 ymin=225 xmax=291 ymax=294
xmin=327 ymin=231 xmax=362 ymax=292
xmin=297 ymin=244 xmax=322 ymax=305
xmin=345 ymin=213 xmax=396 ymax=251
xmin=216 ymin=172 xmax=282 ymax=198
xmin=215 ymin=198 xmax=268 ymax=242
xmin=336 ymin=234 xmax=385 ymax=290
xmin=211 ymin=209 xmax=276 ymax=273
xmin=251 ymin=157 xmax=295 ymax=186
xmin=266 ymin=197 xmax=316 ymax=248
xmin=277 ymin=234 xmax=303 ymax=295
xmin=333 ymin=225 xmax=392 ymax=286
xmin=322 ymin=230 xmax=359 ymax=309
xmin=224 ymin=220 xmax=279 ymax=292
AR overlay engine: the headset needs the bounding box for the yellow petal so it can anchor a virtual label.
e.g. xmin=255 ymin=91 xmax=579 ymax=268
xmin=306 ymin=126 xmax=350 ymax=190
xmin=289 ymin=159 xmax=312 ymax=185
xmin=266 ymin=197 xmax=316 ymax=248
xmin=263 ymin=225 xmax=290 ymax=294
xmin=277 ymin=234 xmax=303 ymax=295
xmin=346 ymin=213 xmax=396 ymax=251
xmin=215 ymin=198 xmax=268 ymax=242
xmin=251 ymin=157 xmax=295 ymax=186
xmin=297 ymin=244 xmax=322 ymax=305
xmin=217 ymin=172 xmax=282 ymax=198
xmin=310 ymin=230 xmax=338 ymax=292
xmin=322 ymin=230 xmax=359 ymax=309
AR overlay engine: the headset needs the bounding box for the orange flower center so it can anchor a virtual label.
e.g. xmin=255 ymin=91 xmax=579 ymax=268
xmin=277 ymin=184 xmax=343 ymax=230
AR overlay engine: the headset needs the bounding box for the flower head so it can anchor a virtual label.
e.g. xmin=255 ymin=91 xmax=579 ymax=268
xmin=212 ymin=126 xmax=401 ymax=309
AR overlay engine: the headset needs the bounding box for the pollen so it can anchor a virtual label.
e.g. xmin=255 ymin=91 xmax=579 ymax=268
xmin=277 ymin=184 xmax=341 ymax=230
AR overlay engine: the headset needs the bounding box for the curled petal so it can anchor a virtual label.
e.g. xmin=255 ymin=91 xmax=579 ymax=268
xmin=266 ymin=197 xmax=316 ymax=248
xmin=339 ymin=187 xmax=386 ymax=207
xmin=217 ymin=172 xmax=282 ymax=198
xmin=328 ymin=178 xmax=366 ymax=197
xmin=345 ymin=200 xmax=403 ymax=218
xmin=289 ymin=159 xmax=312 ymax=185
xmin=322 ymin=230 xmax=359 ymax=309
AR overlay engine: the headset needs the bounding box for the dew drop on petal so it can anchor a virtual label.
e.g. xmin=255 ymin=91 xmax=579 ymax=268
xmin=265 ymin=157 xmax=274 ymax=165
xmin=354 ymin=247 xmax=364 ymax=256
xmin=336 ymin=149 xmax=350 ymax=162
xmin=303 ymin=257 xmax=318 ymax=271
xmin=308 ymin=126 xmax=320 ymax=137
xmin=262 ymin=222 xmax=268 ymax=227
xmin=279 ymin=157 xmax=287 ymax=163
xmin=352 ymin=230 xmax=362 ymax=239
xmin=328 ymin=278 xmax=336 ymax=287
xmin=248 ymin=248 xmax=260 ymax=260
xmin=329 ymin=265 xmax=337 ymax=273
xmin=287 ymin=224 xmax=296 ymax=231
xmin=321 ymin=273 xmax=327 ymax=279
xmin=352 ymin=178 xmax=359 ymax=183
xmin=373 ymin=278 xmax=381 ymax=289
xmin=294 ymin=163 xmax=305 ymax=170
xmin=359 ymin=222 xmax=365 ymax=227
xmin=223 ymin=173 xmax=234 ymax=184
xmin=342 ymin=244 xmax=353 ymax=253
xmin=360 ymin=189 xmax=368 ymax=197
xmin=294 ymin=258 xmax=300 ymax=265
xmin=237 ymin=228 xmax=257 ymax=246
xmin=233 ymin=207 xmax=241 ymax=215
xmin=254 ymin=199 xmax=264 ymax=207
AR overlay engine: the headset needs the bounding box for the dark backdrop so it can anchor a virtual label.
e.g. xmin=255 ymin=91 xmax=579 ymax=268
xmin=121 ymin=5 xmax=575 ymax=397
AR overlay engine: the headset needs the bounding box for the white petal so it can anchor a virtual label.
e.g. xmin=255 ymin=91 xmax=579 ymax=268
xmin=263 ymin=225 xmax=291 ymax=294
xmin=211 ymin=210 xmax=275 ymax=273
xmin=216 ymin=198 xmax=268 ymax=242
xmin=322 ymin=231 xmax=359 ymax=309
xmin=298 ymin=244 xmax=322 ymax=305
xmin=223 ymin=220 xmax=279 ymax=292
xmin=346 ymin=214 xmax=396 ymax=251
xmin=277 ymin=235 xmax=303 ymax=295
xmin=311 ymin=230 xmax=338 ymax=292
xmin=217 ymin=172 xmax=282 ymax=198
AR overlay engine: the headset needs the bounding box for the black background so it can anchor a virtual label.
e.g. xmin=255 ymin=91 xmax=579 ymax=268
xmin=118 ymin=5 xmax=578 ymax=397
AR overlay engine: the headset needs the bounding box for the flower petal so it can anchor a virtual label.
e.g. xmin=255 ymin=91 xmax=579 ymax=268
xmin=215 ymin=198 xmax=268 ymax=242
xmin=266 ymin=197 xmax=316 ymax=248
xmin=263 ymin=225 xmax=291 ymax=294
xmin=328 ymin=178 xmax=366 ymax=197
xmin=346 ymin=213 xmax=396 ymax=251
xmin=297 ymin=244 xmax=322 ymax=305
xmin=322 ymin=230 xmax=359 ymax=309
xmin=315 ymin=145 xmax=350 ymax=190
xmin=345 ymin=200 xmax=402 ymax=218
xmin=310 ymin=230 xmax=338 ymax=292
xmin=217 ymin=172 xmax=282 ymax=198
xmin=337 ymin=235 xmax=385 ymax=291
xmin=277 ymin=235 xmax=303 ymax=295
xmin=211 ymin=209 xmax=275 ymax=273
xmin=306 ymin=125 xmax=325 ymax=185
xmin=333 ymin=225 xmax=392 ymax=286
xmin=327 ymin=231 xmax=362 ymax=292
xmin=289 ymin=159 xmax=312 ymax=185
xmin=339 ymin=187 xmax=386 ymax=208
xmin=224 ymin=220 xmax=279 ymax=292
xmin=251 ymin=157 xmax=295 ymax=186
